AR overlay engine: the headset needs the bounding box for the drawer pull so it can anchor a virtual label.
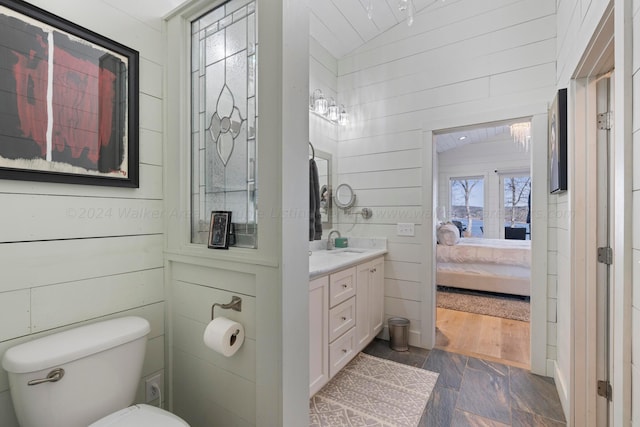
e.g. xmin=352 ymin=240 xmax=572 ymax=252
xmin=342 ymin=284 xmax=348 ymax=288
xmin=342 ymin=349 xmax=348 ymax=353
xmin=341 ymin=316 xmax=347 ymax=321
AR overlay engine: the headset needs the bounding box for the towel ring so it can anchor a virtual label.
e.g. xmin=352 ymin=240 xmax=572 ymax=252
xmin=309 ymin=141 xmax=315 ymax=159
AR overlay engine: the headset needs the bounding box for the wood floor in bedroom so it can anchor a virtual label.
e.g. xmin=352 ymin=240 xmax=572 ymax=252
xmin=435 ymin=307 xmax=530 ymax=369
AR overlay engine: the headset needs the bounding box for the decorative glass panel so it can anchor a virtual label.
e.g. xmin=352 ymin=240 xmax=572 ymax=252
xmin=191 ymin=1 xmax=258 ymax=247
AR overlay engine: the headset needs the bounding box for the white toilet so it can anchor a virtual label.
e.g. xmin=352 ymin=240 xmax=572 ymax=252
xmin=1 ymin=316 xmax=189 ymax=427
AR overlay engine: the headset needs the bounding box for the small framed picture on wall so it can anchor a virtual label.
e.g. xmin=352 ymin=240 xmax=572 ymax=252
xmin=208 ymin=211 xmax=232 ymax=249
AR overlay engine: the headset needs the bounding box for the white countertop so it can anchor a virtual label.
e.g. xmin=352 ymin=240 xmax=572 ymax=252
xmin=309 ymin=237 xmax=387 ymax=279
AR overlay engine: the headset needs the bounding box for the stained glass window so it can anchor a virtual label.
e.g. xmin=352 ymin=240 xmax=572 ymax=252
xmin=191 ymin=0 xmax=258 ymax=248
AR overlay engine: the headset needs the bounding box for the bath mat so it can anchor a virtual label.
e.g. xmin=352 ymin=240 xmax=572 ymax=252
xmin=309 ymin=353 xmax=438 ymax=427
xmin=437 ymin=286 xmax=530 ymax=322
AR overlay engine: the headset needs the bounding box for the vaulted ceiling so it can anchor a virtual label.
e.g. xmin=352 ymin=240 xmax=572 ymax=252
xmin=309 ymin=0 xmax=443 ymax=59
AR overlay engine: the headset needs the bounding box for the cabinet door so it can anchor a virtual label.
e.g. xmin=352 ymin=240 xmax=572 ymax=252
xmin=369 ymin=257 xmax=385 ymax=336
xmin=355 ymin=261 xmax=372 ymax=352
xmin=309 ymin=276 xmax=329 ymax=397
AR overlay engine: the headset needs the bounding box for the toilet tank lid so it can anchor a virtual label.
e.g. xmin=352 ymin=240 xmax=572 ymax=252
xmin=2 ymin=317 xmax=150 ymax=373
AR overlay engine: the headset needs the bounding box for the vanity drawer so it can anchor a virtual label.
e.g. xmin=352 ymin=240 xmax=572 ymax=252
xmin=329 ymin=267 xmax=356 ymax=307
xmin=329 ymin=297 xmax=356 ymax=342
xmin=329 ymin=327 xmax=355 ymax=378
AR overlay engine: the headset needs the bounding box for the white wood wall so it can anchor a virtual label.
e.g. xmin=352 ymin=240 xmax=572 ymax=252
xmin=310 ymin=36 xmax=339 ymax=180
xmin=335 ymin=0 xmax=556 ymax=348
xmin=632 ymin=1 xmax=640 ymax=425
xmin=0 ymin=1 xmax=170 ymax=425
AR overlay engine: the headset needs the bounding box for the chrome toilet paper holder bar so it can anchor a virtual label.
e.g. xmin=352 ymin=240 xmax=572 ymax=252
xmin=211 ymin=296 xmax=242 ymax=320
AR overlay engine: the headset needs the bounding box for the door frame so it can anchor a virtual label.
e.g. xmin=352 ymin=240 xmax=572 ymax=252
xmin=423 ymin=109 xmax=549 ymax=376
xmin=570 ymin=2 xmax=632 ymax=425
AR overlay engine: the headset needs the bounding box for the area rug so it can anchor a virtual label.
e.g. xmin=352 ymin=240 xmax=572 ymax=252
xmin=309 ymin=353 xmax=438 ymax=427
xmin=437 ymin=286 xmax=530 ymax=322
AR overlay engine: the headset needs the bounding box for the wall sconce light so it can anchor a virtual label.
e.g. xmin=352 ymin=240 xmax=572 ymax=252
xmin=312 ymin=89 xmax=328 ymax=115
xmin=338 ymin=105 xmax=349 ymax=126
xmin=310 ymin=89 xmax=348 ymax=126
xmin=328 ymin=98 xmax=339 ymax=121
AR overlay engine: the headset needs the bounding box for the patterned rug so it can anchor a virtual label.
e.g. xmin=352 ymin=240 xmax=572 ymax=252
xmin=309 ymin=353 xmax=438 ymax=427
xmin=437 ymin=286 xmax=530 ymax=322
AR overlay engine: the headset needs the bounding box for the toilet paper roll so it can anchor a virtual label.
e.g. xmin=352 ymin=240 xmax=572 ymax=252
xmin=203 ymin=317 xmax=245 ymax=357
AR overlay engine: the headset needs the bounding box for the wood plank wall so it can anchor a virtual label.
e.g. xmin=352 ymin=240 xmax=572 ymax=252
xmin=335 ymin=0 xmax=556 ymax=348
xmin=632 ymin=1 xmax=640 ymax=425
xmin=0 ymin=2 xmax=167 ymax=425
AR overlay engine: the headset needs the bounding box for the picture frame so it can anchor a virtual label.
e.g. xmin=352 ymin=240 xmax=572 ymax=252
xmin=549 ymin=88 xmax=568 ymax=194
xmin=0 ymin=0 xmax=139 ymax=187
xmin=208 ymin=211 xmax=232 ymax=249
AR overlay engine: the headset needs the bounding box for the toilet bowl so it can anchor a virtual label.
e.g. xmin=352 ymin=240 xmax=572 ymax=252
xmin=1 ymin=316 xmax=189 ymax=427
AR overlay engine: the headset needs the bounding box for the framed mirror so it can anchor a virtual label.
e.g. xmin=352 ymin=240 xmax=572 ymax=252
xmin=311 ymin=148 xmax=332 ymax=228
xmin=334 ymin=183 xmax=356 ymax=209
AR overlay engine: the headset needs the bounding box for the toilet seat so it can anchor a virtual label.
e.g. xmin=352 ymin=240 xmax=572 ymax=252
xmin=89 ymin=404 xmax=189 ymax=427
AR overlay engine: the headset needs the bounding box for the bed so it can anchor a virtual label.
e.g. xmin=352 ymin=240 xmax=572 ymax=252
xmin=436 ymin=237 xmax=531 ymax=296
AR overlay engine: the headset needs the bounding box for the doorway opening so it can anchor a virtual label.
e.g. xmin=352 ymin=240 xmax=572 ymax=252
xmin=432 ymin=118 xmax=533 ymax=368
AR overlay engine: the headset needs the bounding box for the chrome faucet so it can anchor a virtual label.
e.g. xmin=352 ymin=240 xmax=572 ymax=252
xmin=327 ymin=230 xmax=341 ymax=250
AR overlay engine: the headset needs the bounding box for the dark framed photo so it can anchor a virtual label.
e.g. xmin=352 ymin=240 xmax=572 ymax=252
xmin=208 ymin=211 xmax=232 ymax=249
xmin=0 ymin=0 xmax=139 ymax=187
xmin=549 ymin=88 xmax=567 ymax=194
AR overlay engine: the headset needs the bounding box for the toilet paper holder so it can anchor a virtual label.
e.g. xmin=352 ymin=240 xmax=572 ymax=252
xmin=211 ymin=296 xmax=242 ymax=320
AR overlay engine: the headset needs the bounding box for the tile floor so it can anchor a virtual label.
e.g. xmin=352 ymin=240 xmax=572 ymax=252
xmin=363 ymin=339 xmax=566 ymax=427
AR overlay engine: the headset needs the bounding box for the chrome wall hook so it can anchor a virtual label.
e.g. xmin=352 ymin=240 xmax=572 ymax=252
xmin=211 ymin=296 xmax=242 ymax=320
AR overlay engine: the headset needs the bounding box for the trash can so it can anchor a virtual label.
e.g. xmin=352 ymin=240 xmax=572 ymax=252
xmin=388 ymin=317 xmax=410 ymax=351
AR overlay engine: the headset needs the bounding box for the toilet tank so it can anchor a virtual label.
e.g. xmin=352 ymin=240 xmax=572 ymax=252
xmin=2 ymin=316 xmax=151 ymax=427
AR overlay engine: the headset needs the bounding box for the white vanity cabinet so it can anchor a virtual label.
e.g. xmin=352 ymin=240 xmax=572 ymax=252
xmin=309 ymin=256 xmax=384 ymax=397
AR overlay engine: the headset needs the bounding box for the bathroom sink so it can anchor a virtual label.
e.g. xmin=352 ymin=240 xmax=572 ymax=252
xmin=329 ymin=248 xmax=367 ymax=254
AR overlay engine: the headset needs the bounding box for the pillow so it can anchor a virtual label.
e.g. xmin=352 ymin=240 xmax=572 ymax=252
xmin=437 ymin=223 xmax=460 ymax=246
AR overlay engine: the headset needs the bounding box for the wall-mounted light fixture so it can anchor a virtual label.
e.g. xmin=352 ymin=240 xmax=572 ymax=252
xmin=310 ymin=89 xmax=348 ymax=126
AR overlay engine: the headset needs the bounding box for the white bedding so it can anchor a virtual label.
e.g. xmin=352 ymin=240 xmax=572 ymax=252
xmin=436 ymin=237 xmax=530 ymax=268
xmin=436 ymin=237 xmax=531 ymax=296
xmin=437 ymin=262 xmax=530 ymax=280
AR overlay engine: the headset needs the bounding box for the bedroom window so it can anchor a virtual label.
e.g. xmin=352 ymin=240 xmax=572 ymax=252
xmin=502 ymin=175 xmax=531 ymax=239
xmin=449 ymin=177 xmax=484 ymax=237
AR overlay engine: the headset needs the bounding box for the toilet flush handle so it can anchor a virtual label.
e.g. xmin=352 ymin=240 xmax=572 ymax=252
xmin=27 ymin=368 xmax=65 ymax=386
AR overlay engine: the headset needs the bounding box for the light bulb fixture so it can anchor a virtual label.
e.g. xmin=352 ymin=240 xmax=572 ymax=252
xmin=309 ymin=90 xmax=348 ymax=126
xmin=312 ymin=89 xmax=328 ymax=115
xmin=338 ymin=105 xmax=349 ymax=126
xmin=328 ymin=98 xmax=339 ymax=121
xmin=509 ymin=122 xmax=531 ymax=152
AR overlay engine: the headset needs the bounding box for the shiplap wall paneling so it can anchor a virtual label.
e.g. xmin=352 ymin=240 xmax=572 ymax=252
xmin=0 ymin=196 xmax=163 ymax=242
xmin=632 ymin=3 xmax=640 ymax=425
xmin=170 ymin=265 xmax=257 ymax=427
xmin=30 ymin=268 xmax=164 ymax=332
xmin=0 ymin=235 xmax=164 ymax=294
xmin=336 ymin=0 xmax=555 ymax=352
xmin=0 ymin=1 xmax=172 ymax=425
